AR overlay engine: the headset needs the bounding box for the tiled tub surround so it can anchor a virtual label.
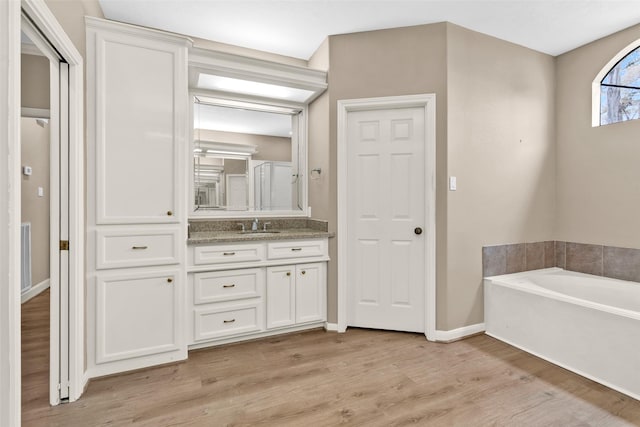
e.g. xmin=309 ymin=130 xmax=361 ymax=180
xmin=483 ymin=241 xmax=640 ymax=283
xmin=188 ymin=218 xmax=333 ymax=244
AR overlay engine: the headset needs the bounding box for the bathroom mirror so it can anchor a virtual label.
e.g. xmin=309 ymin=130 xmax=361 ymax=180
xmin=192 ymin=95 xmax=306 ymax=215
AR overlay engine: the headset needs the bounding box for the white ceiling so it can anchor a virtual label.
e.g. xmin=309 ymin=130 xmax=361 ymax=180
xmin=99 ymin=0 xmax=640 ymax=60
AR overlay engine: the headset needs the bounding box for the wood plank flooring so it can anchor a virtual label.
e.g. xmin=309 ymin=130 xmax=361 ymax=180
xmin=22 ymin=290 xmax=640 ymax=426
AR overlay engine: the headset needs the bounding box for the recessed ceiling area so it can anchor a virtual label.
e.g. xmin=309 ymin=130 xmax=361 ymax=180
xmin=99 ymin=0 xmax=640 ymax=60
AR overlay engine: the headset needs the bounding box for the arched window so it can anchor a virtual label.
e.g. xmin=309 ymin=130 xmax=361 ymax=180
xmin=595 ymin=42 xmax=640 ymax=126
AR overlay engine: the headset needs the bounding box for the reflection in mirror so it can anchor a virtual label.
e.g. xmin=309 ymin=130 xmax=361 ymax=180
xmin=193 ymin=96 xmax=303 ymax=213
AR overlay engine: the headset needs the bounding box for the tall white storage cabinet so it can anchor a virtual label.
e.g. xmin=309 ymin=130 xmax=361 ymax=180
xmin=86 ymin=18 xmax=189 ymax=377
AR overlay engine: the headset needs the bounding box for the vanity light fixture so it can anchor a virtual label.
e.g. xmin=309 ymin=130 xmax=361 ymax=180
xmin=197 ymin=74 xmax=315 ymax=103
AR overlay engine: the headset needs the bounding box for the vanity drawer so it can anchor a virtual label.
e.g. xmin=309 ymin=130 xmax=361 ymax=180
xmin=96 ymin=228 xmax=179 ymax=269
xmin=194 ymin=268 xmax=263 ymax=304
xmin=193 ymin=303 xmax=263 ymax=342
xmin=267 ymin=239 xmax=327 ymax=260
xmin=193 ymin=243 xmax=265 ymax=265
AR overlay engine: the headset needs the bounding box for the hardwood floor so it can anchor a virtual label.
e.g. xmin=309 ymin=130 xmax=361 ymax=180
xmin=22 ymin=291 xmax=640 ymax=426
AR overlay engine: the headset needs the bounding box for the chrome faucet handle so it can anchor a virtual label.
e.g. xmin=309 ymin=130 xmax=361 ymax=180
xmin=252 ymin=217 xmax=259 ymax=231
xmin=263 ymin=222 xmax=271 ymax=231
xmin=237 ymin=223 xmax=245 ymax=232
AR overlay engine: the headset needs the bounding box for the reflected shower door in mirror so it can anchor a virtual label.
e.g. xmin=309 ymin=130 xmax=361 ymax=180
xmin=193 ymin=96 xmax=304 ymax=213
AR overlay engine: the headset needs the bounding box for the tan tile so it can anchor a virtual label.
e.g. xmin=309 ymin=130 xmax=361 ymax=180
xmin=506 ymin=243 xmax=526 ymax=274
xmin=555 ymin=241 xmax=566 ymax=269
xmin=603 ymin=246 xmax=640 ymax=283
xmin=544 ymin=241 xmax=555 ymax=268
xmin=566 ymin=242 xmax=603 ymax=276
xmin=525 ymin=242 xmax=545 ymax=270
xmin=483 ymin=245 xmax=506 ymax=277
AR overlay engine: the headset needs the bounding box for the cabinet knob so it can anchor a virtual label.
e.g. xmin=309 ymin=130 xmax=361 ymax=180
xmin=167 ymin=278 xmax=173 ymax=283
xmin=286 ymin=272 xmax=291 ymax=276
xmin=167 ymin=211 xmax=173 ymax=216
xmin=301 ymin=270 xmax=306 ymax=275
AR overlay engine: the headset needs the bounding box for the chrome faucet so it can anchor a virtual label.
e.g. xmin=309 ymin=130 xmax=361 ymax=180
xmin=251 ymin=218 xmax=259 ymax=231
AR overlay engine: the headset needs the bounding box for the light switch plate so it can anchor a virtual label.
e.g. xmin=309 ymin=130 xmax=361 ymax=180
xmin=449 ymin=176 xmax=457 ymax=191
xmin=38 ymin=187 xmax=44 ymax=197
xmin=23 ymin=166 xmax=32 ymax=176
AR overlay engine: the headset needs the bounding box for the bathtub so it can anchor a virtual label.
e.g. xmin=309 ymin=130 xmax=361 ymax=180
xmin=484 ymin=267 xmax=640 ymax=400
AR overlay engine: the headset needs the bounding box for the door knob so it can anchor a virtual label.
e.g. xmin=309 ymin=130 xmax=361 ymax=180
xmin=414 ymin=227 xmax=423 ymax=235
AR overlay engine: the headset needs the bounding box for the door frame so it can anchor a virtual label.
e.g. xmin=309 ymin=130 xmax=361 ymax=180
xmin=337 ymin=94 xmax=436 ymax=340
xmin=21 ymin=0 xmax=85 ymax=404
xmin=0 ymin=0 xmax=83 ymax=421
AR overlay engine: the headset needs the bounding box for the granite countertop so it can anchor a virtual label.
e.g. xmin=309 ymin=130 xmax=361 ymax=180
xmin=187 ymin=218 xmax=334 ymax=244
xmin=188 ymin=228 xmax=334 ymax=244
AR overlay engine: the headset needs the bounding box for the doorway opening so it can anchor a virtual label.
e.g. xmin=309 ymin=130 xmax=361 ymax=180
xmin=18 ymin=1 xmax=85 ymax=410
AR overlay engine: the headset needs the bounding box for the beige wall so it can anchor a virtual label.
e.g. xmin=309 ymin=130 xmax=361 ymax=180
xmin=308 ymin=38 xmax=330 ymax=222
xmin=446 ymin=24 xmax=556 ymax=329
xmin=44 ymin=0 xmax=104 ymax=58
xmin=314 ymin=22 xmax=556 ymax=329
xmin=195 ymin=129 xmax=292 ymax=162
xmin=324 ymin=23 xmax=449 ymax=324
xmin=21 ymin=54 xmax=50 ymax=110
xmin=21 ymin=118 xmax=50 ymax=285
xmin=556 ymin=23 xmax=640 ymax=248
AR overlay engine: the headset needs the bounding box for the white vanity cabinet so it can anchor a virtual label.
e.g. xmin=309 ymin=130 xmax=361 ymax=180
xmin=86 ymin=18 xmax=190 ymax=377
xmin=188 ymin=238 xmax=328 ymax=348
xmin=266 ymin=263 xmax=326 ymax=329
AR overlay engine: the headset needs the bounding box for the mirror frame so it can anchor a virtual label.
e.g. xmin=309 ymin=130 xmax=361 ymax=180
xmin=189 ymin=91 xmax=309 ymax=218
xmin=187 ymin=48 xmax=327 ymax=219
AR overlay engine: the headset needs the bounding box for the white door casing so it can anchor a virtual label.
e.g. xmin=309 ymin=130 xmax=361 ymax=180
xmin=1 ymin=1 xmax=83 ymax=421
xmin=337 ymin=94 xmax=436 ymax=340
xmin=0 ymin=1 xmax=22 ymax=425
xmin=20 ymin=0 xmax=84 ymax=404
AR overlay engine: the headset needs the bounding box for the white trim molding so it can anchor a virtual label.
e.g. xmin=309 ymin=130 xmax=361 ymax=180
xmin=435 ymin=323 xmax=485 ymax=343
xmin=324 ymin=323 xmax=339 ymax=332
xmin=21 ymin=278 xmax=50 ymax=303
xmin=0 ymin=0 xmax=22 ymax=425
xmin=336 ymin=94 xmax=437 ymax=341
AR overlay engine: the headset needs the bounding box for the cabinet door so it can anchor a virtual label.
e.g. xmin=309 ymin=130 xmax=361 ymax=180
xmin=96 ymin=270 xmax=181 ymax=364
xmin=266 ymin=266 xmax=295 ymax=329
xmin=295 ymin=263 xmax=326 ymax=323
xmin=91 ymin=29 xmax=187 ymax=224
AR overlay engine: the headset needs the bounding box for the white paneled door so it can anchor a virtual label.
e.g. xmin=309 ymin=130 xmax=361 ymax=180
xmin=347 ymin=106 xmax=426 ymax=333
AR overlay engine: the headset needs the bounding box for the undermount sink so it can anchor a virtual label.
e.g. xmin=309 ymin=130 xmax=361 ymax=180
xmin=237 ymin=230 xmax=282 ymax=234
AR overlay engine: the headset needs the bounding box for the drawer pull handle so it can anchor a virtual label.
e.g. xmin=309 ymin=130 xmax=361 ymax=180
xmin=223 ymin=284 xmax=235 ymax=288
xmin=132 ymin=245 xmax=148 ymax=250
xmin=223 ymin=319 xmax=236 ymax=324
xmin=301 ymin=270 xmax=306 ymax=275
xmin=167 ymin=278 xmax=173 ymax=283
xmin=286 ymin=272 xmax=291 ymax=276
xmin=291 ymin=248 xmax=303 ymax=252
xmin=223 ymin=252 xmax=236 ymax=256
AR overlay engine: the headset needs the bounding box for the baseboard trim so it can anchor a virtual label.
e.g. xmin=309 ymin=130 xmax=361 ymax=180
xmin=21 ymin=278 xmax=50 ymax=304
xmin=324 ymin=322 xmax=338 ymax=332
xmin=435 ymin=323 xmax=485 ymax=343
